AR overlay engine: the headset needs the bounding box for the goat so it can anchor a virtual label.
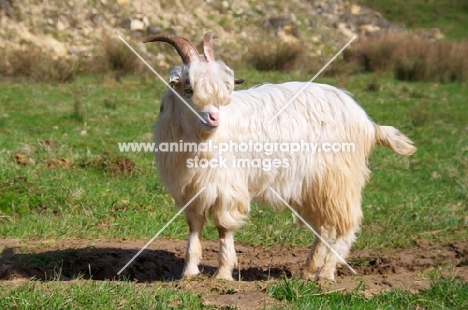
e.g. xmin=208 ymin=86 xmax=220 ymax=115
xmin=144 ymin=32 xmax=416 ymax=280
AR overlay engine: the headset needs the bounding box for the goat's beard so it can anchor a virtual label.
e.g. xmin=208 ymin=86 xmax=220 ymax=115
xmin=196 ymin=123 xmax=218 ymax=141
xmin=180 ymin=117 xmax=218 ymax=142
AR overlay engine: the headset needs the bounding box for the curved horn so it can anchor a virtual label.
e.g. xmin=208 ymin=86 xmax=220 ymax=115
xmin=143 ymin=34 xmax=201 ymax=65
xmin=202 ymin=32 xmax=216 ymax=62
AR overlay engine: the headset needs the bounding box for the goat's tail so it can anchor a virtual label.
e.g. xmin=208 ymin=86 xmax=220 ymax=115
xmin=375 ymin=125 xmax=417 ymax=155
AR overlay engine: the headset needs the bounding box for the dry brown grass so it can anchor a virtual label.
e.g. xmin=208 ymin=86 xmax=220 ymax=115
xmin=348 ymin=32 xmax=468 ymax=82
xmin=246 ymin=40 xmax=304 ymax=71
xmin=394 ymin=40 xmax=468 ymax=82
xmin=0 ymin=47 xmax=76 ymax=82
xmin=99 ymin=36 xmax=144 ymax=74
xmin=0 ymin=37 xmax=147 ymax=82
xmin=345 ymin=33 xmax=404 ymax=72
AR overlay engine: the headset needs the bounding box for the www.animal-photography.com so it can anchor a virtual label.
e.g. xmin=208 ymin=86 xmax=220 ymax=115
xmin=0 ymin=0 xmax=467 ymax=309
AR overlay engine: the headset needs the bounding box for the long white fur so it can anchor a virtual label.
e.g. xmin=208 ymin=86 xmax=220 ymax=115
xmin=154 ymin=60 xmax=416 ymax=281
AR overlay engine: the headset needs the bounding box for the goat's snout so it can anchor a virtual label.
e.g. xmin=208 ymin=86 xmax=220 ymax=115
xmin=209 ymin=112 xmax=219 ymax=123
xmin=204 ymin=111 xmax=219 ymax=127
xmin=200 ymin=105 xmax=220 ymax=128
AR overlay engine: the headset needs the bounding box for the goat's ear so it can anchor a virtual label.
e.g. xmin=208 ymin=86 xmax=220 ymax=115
xmin=169 ymin=75 xmax=180 ymax=87
xmin=234 ymin=79 xmax=245 ymax=86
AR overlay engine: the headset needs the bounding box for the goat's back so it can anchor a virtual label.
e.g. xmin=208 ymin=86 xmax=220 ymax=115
xmin=213 ymin=82 xmax=376 ymax=210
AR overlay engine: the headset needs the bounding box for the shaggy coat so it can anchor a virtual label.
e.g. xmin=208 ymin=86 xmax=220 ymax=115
xmin=152 ymin=39 xmax=416 ymax=281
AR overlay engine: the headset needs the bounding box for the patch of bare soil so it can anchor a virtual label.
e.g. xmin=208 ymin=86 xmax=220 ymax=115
xmin=43 ymin=158 xmax=74 ymax=169
xmin=0 ymin=239 xmax=467 ymax=307
xmin=12 ymin=154 xmax=33 ymax=165
xmin=79 ymin=154 xmax=138 ymax=175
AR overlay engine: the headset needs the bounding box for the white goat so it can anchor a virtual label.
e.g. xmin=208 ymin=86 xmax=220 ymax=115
xmin=144 ymin=32 xmax=416 ymax=280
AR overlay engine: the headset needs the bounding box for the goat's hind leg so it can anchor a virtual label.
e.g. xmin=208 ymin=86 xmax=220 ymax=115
xmin=301 ymin=225 xmax=336 ymax=280
xmin=301 ymin=226 xmax=359 ymax=280
xmin=320 ymin=224 xmax=359 ymax=280
xmin=181 ymin=209 xmax=205 ymax=278
xmin=319 ymin=192 xmax=363 ymax=280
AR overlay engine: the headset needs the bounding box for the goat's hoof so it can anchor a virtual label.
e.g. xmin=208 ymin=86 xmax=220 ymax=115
xmin=300 ymin=269 xmax=319 ymax=280
xmin=214 ymin=270 xmax=234 ymax=281
xmin=182 ymin=273 xmax=199 ymax=279
xmin=300 ymin=273 xmax=316 ymax=281
xmin=317 ymin=274 xmax=335 ymax=281
xmin=316 ymin=268 xmax=336 ymax=281
xmin=181 ymin=267 xmax=200 ymax=279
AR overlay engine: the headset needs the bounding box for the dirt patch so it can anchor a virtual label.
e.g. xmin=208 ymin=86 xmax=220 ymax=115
xmin=12 ymin=154 xmax=34 ymax=165
xmin=0 ymin=238 xmax=466 ymax=300
xmin=79 ymin=154 xmax=138 ymax=175
xmin=43 ymin=158 xmax=74 ymax=169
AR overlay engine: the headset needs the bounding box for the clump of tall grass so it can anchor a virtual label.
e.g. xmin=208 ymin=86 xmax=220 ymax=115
xmin=345 ymin=32 xmax=403 ymax=72
xmin=394 ymin=39 xmax=468 ymax=82
xmin=0 ymin=37 xmax=147 ymax=82
xmin=0 ymin=47 xmax=76 ymax=82
xmin=348 ymin=32 xmax=468 ymax=82
xmin=246 ymin=39 xmax=304 ymax=71
xmin=99 ymin=36 xmax=143 ymax=74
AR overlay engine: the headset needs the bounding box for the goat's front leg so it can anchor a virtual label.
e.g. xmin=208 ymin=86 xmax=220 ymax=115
xmin=181 ymin=209 xmax=205 ymax=278
xmin=214 ymin=223 xmax=237 ymax=281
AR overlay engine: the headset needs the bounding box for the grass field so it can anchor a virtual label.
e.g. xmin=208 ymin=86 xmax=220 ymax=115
xmin=0 ymin=69 xmax=467 ymax=308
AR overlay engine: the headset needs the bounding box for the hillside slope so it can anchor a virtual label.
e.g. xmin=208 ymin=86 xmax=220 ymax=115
xmin=0 ymin=0 xmax=406 ymax=68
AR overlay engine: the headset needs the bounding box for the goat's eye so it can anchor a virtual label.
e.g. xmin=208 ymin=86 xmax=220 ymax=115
xmin=184 ymin=88 xmax=193 ymax=98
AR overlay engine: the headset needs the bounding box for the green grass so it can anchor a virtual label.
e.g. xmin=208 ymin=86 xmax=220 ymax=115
xmin=0 ymin=281 xmax=205 ymax=309
xmin=357 ymin=0 xmax=468 ymax=40
xmin=0 ymin=71 xmax=467 ymax=307
xmin=268 ymin=277 xmax=468 ymax=309
xmin=0 ymin=277 xmax=466 ymax=309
